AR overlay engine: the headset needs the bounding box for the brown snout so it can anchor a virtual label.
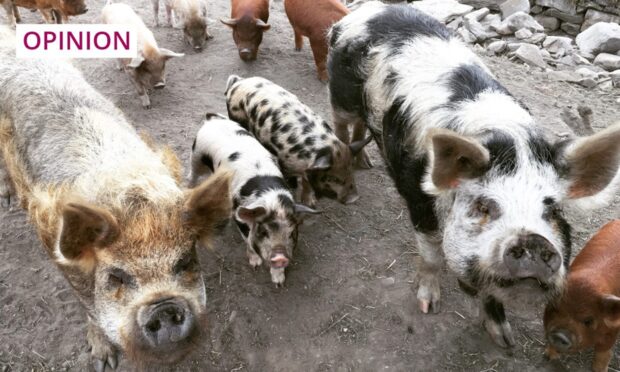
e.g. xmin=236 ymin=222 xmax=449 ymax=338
xmin=239 ymin=48 xmax=255 ymax=61
xmin=547 ymin=328 xmax=574 ymax=352
xmin=138 ymin=297 xmax=197 ymax=351
xmin=270 ymin=253 xmax=289 ymax=269
xmin=503 ymin=233 xmax=561 ymax=280
xmin=154 ymin=82 xmax=165 ymax=90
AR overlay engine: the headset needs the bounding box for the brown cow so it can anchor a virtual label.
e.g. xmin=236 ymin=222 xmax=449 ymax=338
xmin=1 ymin=0 xmax=87 ymax=25
xmin=220 ymin=0 xmax=270 ymax=61
xmin=284 ymin=0 xmax=349 ymax=82
xmin=544 ymin=220 xmax=620 ymax=372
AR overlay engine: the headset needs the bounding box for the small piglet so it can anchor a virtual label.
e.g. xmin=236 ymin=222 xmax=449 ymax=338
xmin=544 ymin=220 xmax=620 ymax=372
xmin=189 ymin=113 xmax=318 ymax=286
xmin=102 ymin=2 xmax=184 ymax=109
xmin=225 ymin=75 xmax=371 ymax=207
xmin=151 ymin=0 xmax=210 ymax=51
xmin=220 ymin=0 xmax=270 ymax=61
xmin=284 ymin=0 xmax=349 ymax=82
xmin=2 ymin=0 xmax=87 ymax=26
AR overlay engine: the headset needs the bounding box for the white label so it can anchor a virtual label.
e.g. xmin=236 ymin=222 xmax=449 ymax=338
xmin=16 ymin=24 xmax=137 ymax=59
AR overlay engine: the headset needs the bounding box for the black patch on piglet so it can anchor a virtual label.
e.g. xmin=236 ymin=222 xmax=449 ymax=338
xmin=447 ymin=64 xmax=510 ymax=103
xmin=229 ymin=152 xmax=240 ymax=161
xmin=236 ymin=129 xmax=252 ymax=137
xmin=235 ymin=219 xmax=250 ymax=238
xmin=201 ymin=153 xmax=214 ymax=172
xmin=483 ymin=295 xmax=506 ymax=323
xmin=484 ymin=131 xmax=517 ymax=176
xmin=240 ymin=176 xmax=289 ymax=198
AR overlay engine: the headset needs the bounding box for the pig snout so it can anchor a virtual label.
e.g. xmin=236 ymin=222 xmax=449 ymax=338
xmin=239 ymin=48 xmax=255 ymax=61
xmin=503 ymin=234 xmax=561 ymax=280
xmin=548 ymin=329 xmax=573 ymax=352
xmin=140 ymin=298 xmax=196 ymax=349
xmin=78 ymin=7 xmax=88 ymax=14
xmin=154 ymin=82 xmax=166 ymax=90
xmin=270 ymin=252 xmax=289 ymax=269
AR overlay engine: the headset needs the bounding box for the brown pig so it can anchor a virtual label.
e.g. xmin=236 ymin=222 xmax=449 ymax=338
xmin=1 ymin=0 xmax=87 ymax=26
xmin=102 ymin=2 xmax=184 ymax=109
xmin=220 ymin=0 xmax=270 ymax=61
xmin=0 ymin=25 xmax=232 ymax=370
xmin=284 ymin=0 xmax=349 ymax=82
xmin=544 ymin=220 xmax=620 ymax=372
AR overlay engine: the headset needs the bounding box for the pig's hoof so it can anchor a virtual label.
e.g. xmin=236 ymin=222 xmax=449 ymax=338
xmin=271 ymin=268 xmax=285 ymax=287
xmin=484 ymin=319 xmax=515 ymax=348
xmin=248 ymin=253 xmax=263 ymax=268
xmin=355 ymin=151 xmax=373 ymax=169
xmin=88 ymin=326 xmax=118 ymax=371
xmin=207 ymin=33 xmax=214 ymax=40
xmin=0 ymin=195 xmax=11 ymax=209
xmin=417 ymin=275 xmax=441 ymax=314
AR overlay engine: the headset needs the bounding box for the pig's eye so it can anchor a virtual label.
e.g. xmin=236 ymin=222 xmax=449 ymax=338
xmin=582 ymin=317 xmax=594 ymax=327
xmin=174 ymin=250 xmax=198 ymax=274
xmin=107 ymin=268 xmax=134 ymax=289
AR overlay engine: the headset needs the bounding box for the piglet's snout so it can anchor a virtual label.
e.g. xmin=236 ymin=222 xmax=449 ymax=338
xmin=140 ymin=298 xmax=196 ymax=348
xmin=154 ymin=82 xmax=166 ymax=90
xmin=270 ymin=250 xmax=289 ymax=269
xmin=503 ymin=233 xmax=561 ymax=280
xmin=239 ymin=49 xmax=254 ymax=61
xmin=548 ymin=329 xmax=573 ymax=352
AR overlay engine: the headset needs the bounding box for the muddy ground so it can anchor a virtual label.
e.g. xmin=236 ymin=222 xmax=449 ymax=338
xmin=1 ymin=0 xmax=619 ymax=371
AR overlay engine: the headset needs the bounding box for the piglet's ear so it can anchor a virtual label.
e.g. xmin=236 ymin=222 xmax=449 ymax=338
xmin=349 ymin=136 xmax=373 ymax=156
xmin=236 ymin=205 xmax=267 ymax=224
xmin=309 ymin=153 xmax=332 ymax=171
xmin=600 ymin=294 xmax=620 ymax=325
xmin=256 ymin=19 xmax=270 ymax=31
xmin=559 ymin=123 xmax=620 ymax=199
xmin=58 ymin=202 xmax=119 ymax=263
xmin=294 ymin=204 xmax=320 ymax=215
xmin=184 ymin=168 xmax=233 ymax=243
xmin=160 ymin=48 xmax=184 ymax=59
xmin=220 ymin=17 xmax=238 ymax=27
xmin=127 ymin=56 xmax=145 ymax=68
xmin=429 ymin=128 xmax=490 ymax=190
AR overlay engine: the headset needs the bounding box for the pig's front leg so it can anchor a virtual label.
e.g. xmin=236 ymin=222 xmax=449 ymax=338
xmin=592 ymin=346 xmax=613 ymax=372
xmin=270 ymin=267 xmax=285 ymax=287
xmin=300 ymin=175 xmax=317 ymax=208
xmin=87 ymin=319 xmax=118 ymax=371
xmin=481 ymin=295 xmax=515 ymax=348
xmin=0 ymin=158 xmax=13 ymax=208
xmin=246 ymin=245 xmax=262 ymax=269
xmin=135 ymin=85 xmax=151 ymax=109
xmin=415 ymin=232 xmax=443 ymax=314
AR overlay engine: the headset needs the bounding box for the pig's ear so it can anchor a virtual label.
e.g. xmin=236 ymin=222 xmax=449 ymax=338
xmin=57 ymin=202 xmax=119 ymax=266
xmin=220 ymin=17 xmax=238 ymax=27
xmin=184 ymin=168 xmax=233 ymax=243
xmin=294 ymin=204 xmax=320 ymax=215
xmin=559 ymin=123 xmax=620 ymax=200
xmin=236 ymin=204 xmax=267 ymax=224
xmin=127 ymin=56 xmax=145 ymax=68
xmin=427 ymin=128 xmax=490 ymax=190
xmin=600 ymin=294 xmax=620 ymax=325
xmin=309 ymin=153 xmax=332 ymax=171
xmin=256 ymin=19 xmax=271 ymax=31
xmin=160 ymin=48 xmax=184 ymax=59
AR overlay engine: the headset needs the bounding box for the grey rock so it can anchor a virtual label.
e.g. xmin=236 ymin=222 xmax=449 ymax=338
xmin=576 ymin=22 xmax=620 ymax=58
xmin=610 ymin=69 xmax=620 ymax=87
xmin=409 ymin=0 xmax=474 ymax=23
xmin=547 ymin=69 xmax=583 ymax=82
xmin=598 ymin=79 xmax=613 ymax=91
xmin=480 ymin=13 xmax=503 ymax=29
xmin=543 ymin=36 xmax=574 ymax=56
xmin=542 ymin=8 xmax=584 ymax=23
xmin=516 ymin=28 xmax=534 ymax=39
xmin=581 ymin=9 xmax=620 ymax=31
xmin=507 ymin=42 xmax=523 ymax=51
xmin=487 ymin=40 xmax=508 ymax=54
xmin=594 ymin=53 xmax=620 ymax=71
xmin=561 ymin=22 xmax=581 ymax=36
xmin=500 ymin=0 xmax=530 ymax=19
xmin=535 ymin=0 xmax=577 ymax=14
xmin=459 ymin=0 xmax=505 ymax=10
xmin=540 ymin=48 xmax=552 ymax=58
xmin=457 ymin=27 xmax=478 ymax=43
xmin=557 ymin=54 xmax=577 ymax=65
xmin=527 ymin=33 xmax=548 ymax=44
xmin=579 ymin=78 xmax=598 ymax=88
xmin=575 ymin=67 xmax=599 ymax=78
xmin=535 ymin=15 xmax=561 ymax=31
xmin=531 ymin=5 xmax=544 ymax=13
xmin=515 ymin=43 xmax=548 ymax=67
xmin=464 ymin=7 xmax=490 ymax=22
xmin=464 ymin=15 xmax=500 ymax=41
xmin=577 ymin=0 xmax=620 ymax=17
xmin=572 ymin=53 xmax=592 ymax=64
xmin=494 ymin=11 xmax=545 ymax=34
xmin=446 ymin=17 xmax=463 ymax=31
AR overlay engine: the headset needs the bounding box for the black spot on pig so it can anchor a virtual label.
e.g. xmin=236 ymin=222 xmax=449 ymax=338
xmin=271 ymin=136 xmax=284 ymax=150
xmin=247 ymin=91 xmax=257 ymax=102
xmin=289 ymin=143 xmax=304 ymax=154
xmin=235 ymin=220 xmax=250 ymax=237
xmin=321 ymin=134 xmax=327 ymax=140
xmin=258 ymin=108 xmax=273 ymax=128
xmin=483 ymin=295 xmax=506 ymax=323
xmin=191 ymin=138 xmax=196 ymax=151
xmin=280 ymin=123 xmax=292 ymax=133
xmin=201 ymin=153 xmax=214 ymax=172
xmin=239 ymin=176 xmax=289 ymax=198
xmin=447 ymin=64 xmax=510 ymax=103
xmin=298 ymin=150 xmax=311 ymax=159
xmin=302 ymin=123 xmax=314 ymax=135
xmin=256 ymin=83 xmax=264 ymax=89
xmin=228 ymin=152 xmax=240 ymax=161
xmin=236 ymin=129 xmax=252 ymax=137
xmin=305 ymin=137 xmax=316 ymax=146
xmin=250 ymin=104 xmax=259 ymax=121
xmin=259 ymin=99 xmax=269 ymax=107
xmin=287 ymin=134 xmax=299 ymax=145
xmin=484 ymin=131 xmax=517 ymax=175
xmin=277 ymin=194 xmax=295 ymax=210
xmin=271 ymin=118 xmax=282 ymax=132
xmin=321 ymin=121 xmax=333 ymax=133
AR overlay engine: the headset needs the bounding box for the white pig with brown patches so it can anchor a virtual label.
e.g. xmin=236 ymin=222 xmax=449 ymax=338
xmin=189 ymin=113 xmax=318 ymax=286
xmin=0 ymin=26 xmax=231 ymax=370
xmin=102 ymin=2 xmax=184 ymax=109
xmin=151 ymin=0 xmax=211 ymax=51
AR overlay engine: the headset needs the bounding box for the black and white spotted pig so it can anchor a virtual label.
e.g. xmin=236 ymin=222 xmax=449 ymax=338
xmin=225 ymin=75 xmax=372 ymax=208
xmin=189 ymin=113 xmax=318 ymax=286
xmin=328 ymin=1 xmax=620 ymax=347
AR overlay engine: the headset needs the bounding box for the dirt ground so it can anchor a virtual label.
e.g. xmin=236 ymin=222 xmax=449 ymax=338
xmin=1 ymin=0 xmax=619 ymax=371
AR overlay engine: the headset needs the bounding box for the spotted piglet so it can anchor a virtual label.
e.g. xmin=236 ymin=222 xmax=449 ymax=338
xmin=225 ymin=75 xmax=371 ymax=207
xmin=189 ymin=113 xmax=318 ymax=286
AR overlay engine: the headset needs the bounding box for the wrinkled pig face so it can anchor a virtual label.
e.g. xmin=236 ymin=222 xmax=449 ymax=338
xmin=183 ymin=18 xmax=208 ymax=51
xmin=221 ymin=16 xmax=270 ymax=61
xmin=61 ymin=0 xmax=88 ymax=15
xmin=443 ymin=167 xmax=570 ymax=294
xmin=237 ymin=204 xmax=299 ymax=269
xmin=129 ymin=57 xmax=168 ymax=90
xmin=93 ymin=236 xmax=206 ymax=364
xmin=308 ymin=144 xmax=359 ymax=205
